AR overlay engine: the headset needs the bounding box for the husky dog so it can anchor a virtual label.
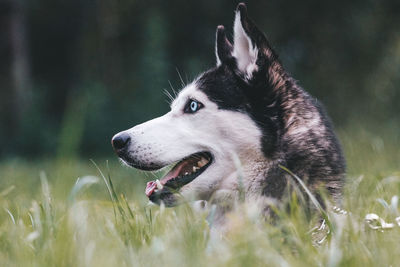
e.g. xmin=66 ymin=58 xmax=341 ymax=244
xmin=112 ymin=3 xmax=345 ymax=220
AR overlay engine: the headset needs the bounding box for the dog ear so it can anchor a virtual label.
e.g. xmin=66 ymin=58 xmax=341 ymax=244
xmin=215 ymin=25 xmax=233 ymax=66
xmin=232 ymin=3 xmax=277 ymax=79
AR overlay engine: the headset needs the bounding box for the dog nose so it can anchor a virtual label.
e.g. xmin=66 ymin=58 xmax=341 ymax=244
xmin=112 ymin=133 xmax=131 ymax=151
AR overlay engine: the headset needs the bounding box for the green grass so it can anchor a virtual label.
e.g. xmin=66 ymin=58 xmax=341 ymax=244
xmin=1 ymin=127 xmax=400 ymax=267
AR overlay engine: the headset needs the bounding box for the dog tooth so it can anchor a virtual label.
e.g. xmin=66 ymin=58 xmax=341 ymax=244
xmin=193 ymin=166 xmax=197 ymax=172
xmin=198 ymin=158 xmax=208 ymax=167
xmin=155 ymin=179 xmax=163 ymax=190
xmin=184 ymin=172 xmax=189 ymax=176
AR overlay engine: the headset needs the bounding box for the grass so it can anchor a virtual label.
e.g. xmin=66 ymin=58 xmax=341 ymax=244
xmin=0 ymin=127 xmax=400 ymax=267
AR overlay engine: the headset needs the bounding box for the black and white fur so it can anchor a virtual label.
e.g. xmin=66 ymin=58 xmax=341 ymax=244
xmin=112 ymin=3 xmax=346 ymax=224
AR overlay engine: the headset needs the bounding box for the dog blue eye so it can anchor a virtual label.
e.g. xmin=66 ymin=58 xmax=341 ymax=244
xmin=190 ymin=101 xmax=198 ymax=111
xmin=185 ymin=99 xmax=203 ymax=114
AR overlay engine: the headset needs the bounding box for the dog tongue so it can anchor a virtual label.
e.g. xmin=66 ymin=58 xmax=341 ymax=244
xmin=145 ymin=181 xmax=157 ymax=197
xmin=145 ymin=160 xmax=190 ymax=197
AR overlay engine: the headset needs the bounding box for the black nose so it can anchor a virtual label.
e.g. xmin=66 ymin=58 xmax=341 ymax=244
xmin=112 ymin=133 xmax=131 ymax=151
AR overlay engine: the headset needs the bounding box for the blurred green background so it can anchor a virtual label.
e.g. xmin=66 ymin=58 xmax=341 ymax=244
xmin=0 ymin=0 xmax=399 ymax=160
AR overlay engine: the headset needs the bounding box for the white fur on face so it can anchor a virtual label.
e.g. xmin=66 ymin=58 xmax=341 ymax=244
xmin=117 ymin=81 xmax=265 ymax=201
xmin=232 ymin=11 xmax=258 ymax=79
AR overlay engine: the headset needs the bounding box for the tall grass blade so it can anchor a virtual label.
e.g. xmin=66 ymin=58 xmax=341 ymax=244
xmin=68 ymin=175 xmax=99 ymax=205
xmin=279 ymin=165 xmax=332 ymax=231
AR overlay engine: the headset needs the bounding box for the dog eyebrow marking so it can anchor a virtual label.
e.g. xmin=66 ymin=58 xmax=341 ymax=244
xmin=170 ymin=82 xmax=207 ymax=112
xmin=170 ymin=83 xmax=195 ymax=108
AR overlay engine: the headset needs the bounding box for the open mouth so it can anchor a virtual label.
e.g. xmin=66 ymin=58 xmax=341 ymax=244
xmin=145 ymin=152 xmax=212 ymax=201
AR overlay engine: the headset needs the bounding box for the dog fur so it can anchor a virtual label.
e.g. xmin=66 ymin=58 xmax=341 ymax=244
xmin=112 ymin=3 xmax=346 ymax=224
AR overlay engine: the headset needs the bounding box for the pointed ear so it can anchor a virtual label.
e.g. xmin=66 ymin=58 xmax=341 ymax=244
xmin=215 ymin=25 xmax=233 ymax=66
xmin=232 ymin=3 xmax=274 ymax=78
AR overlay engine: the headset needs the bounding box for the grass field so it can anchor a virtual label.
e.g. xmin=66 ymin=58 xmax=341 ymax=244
xmin=1 ymin=126 xmax=400 ymax=267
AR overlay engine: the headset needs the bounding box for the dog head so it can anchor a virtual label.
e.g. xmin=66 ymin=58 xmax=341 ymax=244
xmin=112 ymin=3 xmax=284 ymax=206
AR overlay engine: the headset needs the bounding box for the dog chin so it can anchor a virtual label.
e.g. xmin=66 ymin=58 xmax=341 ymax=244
xmin=149 ymin=190 xmax=181 ymax=207
xmin=149 ymin=181 xmax=209 ymax=207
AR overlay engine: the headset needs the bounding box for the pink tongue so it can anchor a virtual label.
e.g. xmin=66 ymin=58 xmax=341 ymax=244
xmin=145 ymin=181 xmax=157 ymax=197
xmin=144 ymin=161 xmax=189 ymax=197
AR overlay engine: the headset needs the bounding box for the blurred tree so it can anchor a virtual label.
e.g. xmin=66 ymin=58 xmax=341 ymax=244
xmin=0 ymin=0 xmax=31 ymax=136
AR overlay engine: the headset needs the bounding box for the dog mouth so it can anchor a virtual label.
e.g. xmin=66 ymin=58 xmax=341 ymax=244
xmin=145 ymin=152 xmax=212 ymax=203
